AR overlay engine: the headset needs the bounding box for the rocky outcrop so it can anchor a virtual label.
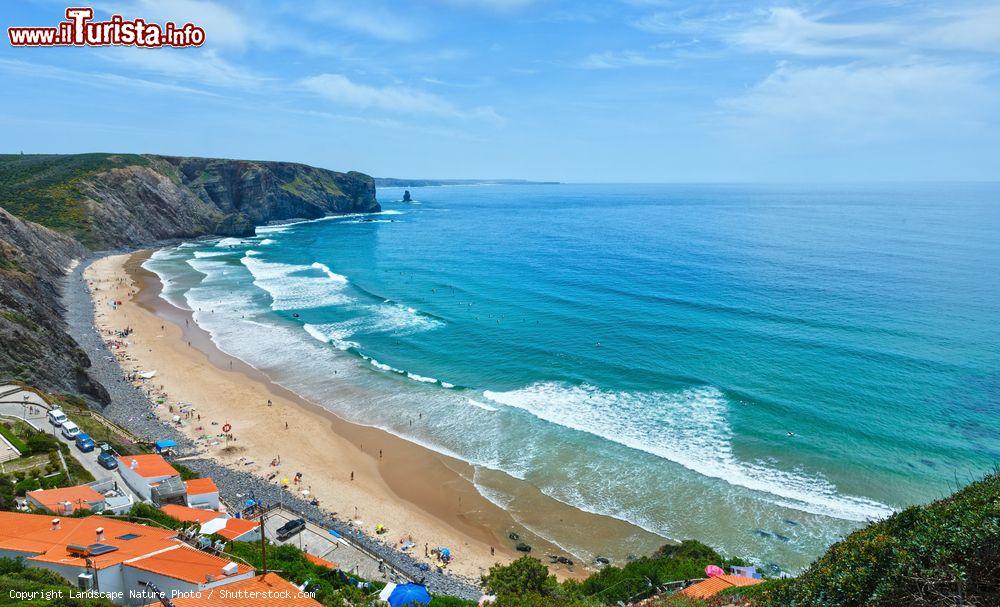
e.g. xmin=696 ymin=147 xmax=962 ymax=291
xmin=0 ymin=153 xmax=378 ymax=400
xmin=70 ymin=155 xmax=378 ymax=248
xmin=0 ymin=208 xmax=108 ymax=401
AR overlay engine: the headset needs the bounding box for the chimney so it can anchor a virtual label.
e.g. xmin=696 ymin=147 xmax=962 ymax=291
xmin=62 ymin=501 xmax=73 ymax=516
xmin=96 ymin=527 xmax=105 ymax=542
xmin=130 ymin=459 xmax=138 ymax=470
xmin=221 ymin=562 xmax=238 ymax=576
xmin=52 ymin=518 xmax=61 ymax=531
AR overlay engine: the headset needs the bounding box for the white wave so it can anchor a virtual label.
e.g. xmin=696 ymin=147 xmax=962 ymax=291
xmin=407 ymin=372 xmax=438 ymax=383
xmin=363 ymin=303 xmax=444 ymax=335
xmin=379 ymin=209 xmax=404 ymax=215
xmin=303 ymin=323 xmax=360 ymax=351
xmin=310 ymin=262 xmax=348 ymax=283
xmin=467 ymin=398 xmax=498 ymax=412
xmin=193 ymin=250 xmax=229 ymax=258
xmin=217 ymin=237 xmax=246 ymax=247
xmin=369 ymin=358 xmax=397 ymax=372
xmin=241 ymin=255 xmax=351 ymax=310
xmin=259 ymin=238 xmax=277 ymax=245
xmin=255 ymin=224 xmax=292 ymax=235
xmin=441 ymin=382 xmax=455 ymax=389
xmin=482 ymin=383 xmax=894 ymax=522
xmin=246 ymin=250 xmax=261 ymax=256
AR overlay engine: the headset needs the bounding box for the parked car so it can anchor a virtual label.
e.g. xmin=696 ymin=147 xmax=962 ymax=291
xmin=47 ymin=408 xmax=68 ymax=427
xmin=75 ymin=433 xmax=96 ymax=452
xmin=60 ymin=421 xmax=80 ymax=440
xmin=276 ymin=518 xmax=306 ymax=540
xmin=97 ymin=444 xmax=119 ymax=470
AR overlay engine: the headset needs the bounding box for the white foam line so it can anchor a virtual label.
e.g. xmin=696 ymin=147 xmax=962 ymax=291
xmin=483 ymin=382 xmax=895 ymax=522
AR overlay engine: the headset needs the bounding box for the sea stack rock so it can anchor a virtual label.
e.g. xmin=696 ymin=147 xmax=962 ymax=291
xmin=403 ymin=189 xmax=412 ymax=202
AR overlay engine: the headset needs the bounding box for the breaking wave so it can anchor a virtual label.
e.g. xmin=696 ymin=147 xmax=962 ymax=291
xmin=482 ymin=382 xmax=894 ymax=522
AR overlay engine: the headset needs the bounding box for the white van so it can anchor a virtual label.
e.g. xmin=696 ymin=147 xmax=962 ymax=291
xmin=48 ymin=409 xmax=68 ymax=427
xmin=61 ymin=421 xmax=80 ymax=440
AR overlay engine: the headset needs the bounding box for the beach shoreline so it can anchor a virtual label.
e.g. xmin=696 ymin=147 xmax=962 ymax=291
xmin=82 ymin=249 xmax=662 ymax=582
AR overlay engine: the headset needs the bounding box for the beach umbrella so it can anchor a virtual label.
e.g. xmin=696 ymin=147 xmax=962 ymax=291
xmin=705 ymin=565 xmax=724 ymax=577
xmin=386 ymin=583 xmax=431 ymax=607
xmin=440 ymin=547 xmax=451 ymax=560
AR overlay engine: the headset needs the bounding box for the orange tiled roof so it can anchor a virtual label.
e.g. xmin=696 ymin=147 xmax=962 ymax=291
xmin=216 ymin=518 xmax=259 ymax=540
xmin=126 ymin=544 xmax=253 ymax=584
xmin=172 ymin=573 xmax=322 ymax=606
xmin=185 ymin=477 xmax=219 ymax=495
xmin=160 ymin=504 xmax=223 ymax=524
xmin=304 ymin=552 xmax=338 ymax=570
xmin=27 ymin=485 xmax=105 ymax=513
xmin=680 ymin=575 xmax=763 ymax=599
xmin=118 ymin=454 xmax=178 ymax=478
xmin=0 ymin=512 xmax=177 ymax=569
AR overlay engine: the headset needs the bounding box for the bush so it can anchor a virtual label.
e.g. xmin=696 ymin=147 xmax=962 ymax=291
xmin=24 ymin=432 xmax=60 ymax=455
xmin=751 ymin=473 xmax=1000 ymax=607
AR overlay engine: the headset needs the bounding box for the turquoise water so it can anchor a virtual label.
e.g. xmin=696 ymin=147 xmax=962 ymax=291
xmin=144 ymin=183 xmax=1000 ymax=570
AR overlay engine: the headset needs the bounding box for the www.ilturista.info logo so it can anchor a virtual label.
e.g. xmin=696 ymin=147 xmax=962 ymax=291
xmin=8 ymin=7 xmax=205 ymax=47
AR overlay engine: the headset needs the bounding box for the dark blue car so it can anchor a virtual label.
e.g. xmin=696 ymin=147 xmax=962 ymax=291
xmin=97 ymin=444 xmax=118 ymax=469
xmin=75 ymin=433 xmax=96 ymax=453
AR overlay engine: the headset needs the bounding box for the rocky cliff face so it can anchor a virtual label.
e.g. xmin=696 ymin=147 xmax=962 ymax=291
xmin=0 ymin=153 xmax=378 ymax=400
xmin=0 ymin=208 xmax=108 ymax=401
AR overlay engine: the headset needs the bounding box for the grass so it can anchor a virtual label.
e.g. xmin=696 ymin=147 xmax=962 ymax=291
xmin=0 ymin=421 xmax=28 ymax=453
xmin=0 ymin=311 xmax=37 ymax=332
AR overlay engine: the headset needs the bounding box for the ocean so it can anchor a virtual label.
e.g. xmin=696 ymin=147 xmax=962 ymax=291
xmin=143 ymin=183 xmax=1000 ymax=571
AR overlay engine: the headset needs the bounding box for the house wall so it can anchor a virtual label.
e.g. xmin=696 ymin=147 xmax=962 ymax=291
xmin=186 ymin=491 xmax=219 ymax=510
xmin=118 ymin=467 xmax=174 ymax=502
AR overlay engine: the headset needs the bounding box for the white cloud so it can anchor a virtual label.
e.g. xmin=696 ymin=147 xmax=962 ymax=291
xmin=439 ymin=0 xmax=538 ymax=9
xmin=97 ymin=0 xmax=253 ymax=50
xmin=580 ymin=50 xmax=675 ymax=69
xmin=717 ymin=62 xmax=997 ymax=143
xmin=102 ymin=47 xmax=268 ymax=88
xmin=296 ymin=2 xmax=417 ymax=42
xmin=916 ymin=4 xmax=1000 ymax=54
xmin=729 ymin=7 xmax=898 ymax=58
xmin=300 ymin=74 xmax=500 ymax=121
xmin=0 ymin=58 xmax=223 ymax=98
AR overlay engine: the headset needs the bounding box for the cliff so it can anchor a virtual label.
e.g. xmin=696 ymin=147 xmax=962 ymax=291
xmin=0 ymin=153 xmax=378 ymax=248
xmin=0 ymin=208 xmax=107 ymax=401
xmin=0 ymin=153 xmax=378 ymax=400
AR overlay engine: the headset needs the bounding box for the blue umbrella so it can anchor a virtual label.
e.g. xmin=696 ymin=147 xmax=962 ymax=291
xmin=387 ymin=583 xmax=431 ymax=607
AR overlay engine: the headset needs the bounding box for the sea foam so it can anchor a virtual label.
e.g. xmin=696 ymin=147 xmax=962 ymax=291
xmin=241 ymin=255 xmax=350 ymax=310
xmin=482 ymin=382 xmax=894 ymax=522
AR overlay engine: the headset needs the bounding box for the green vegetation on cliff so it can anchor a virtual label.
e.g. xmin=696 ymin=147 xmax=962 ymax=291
xmin=0 ymin=153 xmax=149 ymax=246
xmin=0 ymin=153 xmax=378 ymax=249
xmin=724 ymin=472 xmax=999 ymax=607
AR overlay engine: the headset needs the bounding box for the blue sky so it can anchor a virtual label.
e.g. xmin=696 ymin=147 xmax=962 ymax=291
xmin=2 ymin=0 xmax=999 ymax=181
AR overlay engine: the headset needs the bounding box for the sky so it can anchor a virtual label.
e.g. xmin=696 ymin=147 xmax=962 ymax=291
xmin=1 ymin=0 xmax=999 ymax=182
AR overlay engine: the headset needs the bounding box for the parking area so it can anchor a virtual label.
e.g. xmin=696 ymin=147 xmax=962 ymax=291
xmin=0 ymin=386 xmax=140 ymax=503
xmin=261 ymin=507 xmax=411 ymax=583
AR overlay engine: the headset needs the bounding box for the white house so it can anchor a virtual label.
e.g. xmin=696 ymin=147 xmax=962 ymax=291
xmin=0 ymin=512 xmax=253 ymax=606
xmin=184 ymin=477 xmax=220 ymax=510
xmin=117 ymin=454 xmax=182 ymax=503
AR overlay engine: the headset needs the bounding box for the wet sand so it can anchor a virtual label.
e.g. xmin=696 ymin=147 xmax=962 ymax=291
xmin=85 ymin=250 xmax=664 ymax=580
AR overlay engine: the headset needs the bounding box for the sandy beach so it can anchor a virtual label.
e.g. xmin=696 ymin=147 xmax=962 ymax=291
xmin=83 ymin=250 xmax=662 ymax=580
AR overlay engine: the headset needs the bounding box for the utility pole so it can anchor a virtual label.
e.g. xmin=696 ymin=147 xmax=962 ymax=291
xmin=252 ymin=491 xmax=267 ymax=574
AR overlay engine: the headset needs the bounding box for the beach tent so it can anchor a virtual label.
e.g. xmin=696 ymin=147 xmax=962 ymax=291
xmin=383 ymin=583 xmax=431 ymax=607
xmin=154 ymin=440 xmax=177 ymax=453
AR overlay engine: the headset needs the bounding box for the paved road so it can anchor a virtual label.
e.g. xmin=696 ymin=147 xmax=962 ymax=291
xmin=262 ymin=508 xmax=412 ymax=583
xmin=0 ymin=387 xmax=139 ymax=502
